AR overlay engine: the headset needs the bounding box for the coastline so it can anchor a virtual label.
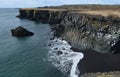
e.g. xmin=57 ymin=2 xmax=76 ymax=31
xmin=17 ymin=5 xmax=120 ymax=77
xmin=47 ymin=38 xmax=84 ymax=77
xmin=71 ymin=47 xmax=120 ymax=76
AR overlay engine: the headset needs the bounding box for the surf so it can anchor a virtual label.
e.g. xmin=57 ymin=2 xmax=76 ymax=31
xmin=47 ymin=38 xmax=84 ymax=77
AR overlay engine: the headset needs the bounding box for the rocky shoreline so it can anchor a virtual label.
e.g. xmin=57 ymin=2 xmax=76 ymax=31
xmin=17 ymin=5 xmax=120 ymax=76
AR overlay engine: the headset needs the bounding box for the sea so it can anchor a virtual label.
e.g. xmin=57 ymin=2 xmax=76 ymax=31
xmin=0 ymin=8 xmax=83 ymax=77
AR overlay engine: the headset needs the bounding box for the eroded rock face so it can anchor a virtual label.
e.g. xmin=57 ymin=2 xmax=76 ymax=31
xmin=18 ymin=9 xmax=68 ymax=24
xmin=11 ymin=26 xmax=34 ymax=37
xmin=17 ymin=9 xmax=120 ymax=54
xmin=60 ymin=13 xmax=120 ymax=54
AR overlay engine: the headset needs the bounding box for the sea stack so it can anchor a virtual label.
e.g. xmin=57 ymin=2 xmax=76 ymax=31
xmin=11 ymin=26 xmax=34 ymax=37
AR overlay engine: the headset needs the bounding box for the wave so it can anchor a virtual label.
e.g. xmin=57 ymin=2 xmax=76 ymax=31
xmin=47 ymin=38 xmax=84 ymax=77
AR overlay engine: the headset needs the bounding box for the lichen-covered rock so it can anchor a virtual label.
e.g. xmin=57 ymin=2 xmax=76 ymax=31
xmin=11 ymin=26 xmax=34 ymax=37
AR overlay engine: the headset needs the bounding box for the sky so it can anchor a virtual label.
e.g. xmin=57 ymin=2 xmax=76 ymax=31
xmin=0 ymin=0 xmax=120 ymax=8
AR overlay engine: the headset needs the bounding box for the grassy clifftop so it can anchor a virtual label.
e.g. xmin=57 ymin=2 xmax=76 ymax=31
xmin=21 ymin=5 xmax=120 ymax=17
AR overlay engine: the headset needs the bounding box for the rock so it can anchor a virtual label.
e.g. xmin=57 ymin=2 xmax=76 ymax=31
xmin=111 ymin=40 xmax=120 ymax=54
xmin=57 ymin=51 xmax=63 ymax=56
xmin=11 ymin=26 xmax=34 ymax=37
xmin=48 ymin=44 xmax=52 ymax=46
xmin=54 ymin=48 xmax=58 ymax=50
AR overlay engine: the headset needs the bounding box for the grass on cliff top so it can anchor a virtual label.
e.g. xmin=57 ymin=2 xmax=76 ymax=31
xmin=75 ymin=10 xmax=120 ymax=17
xmin=21 ymin=5 xmax=120 ymax=17
xmin=48 ymin=5 xmax=120 ymax=17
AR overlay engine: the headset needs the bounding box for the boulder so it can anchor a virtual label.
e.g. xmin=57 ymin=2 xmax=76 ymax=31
xmin=11 ymin=26 xmax=34 ymax=37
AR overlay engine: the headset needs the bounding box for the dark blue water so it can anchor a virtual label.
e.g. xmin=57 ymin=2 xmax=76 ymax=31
xmin=0 ymin=8 xmax=66 ymax=77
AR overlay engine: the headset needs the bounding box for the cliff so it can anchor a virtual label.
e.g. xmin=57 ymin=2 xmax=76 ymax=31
xmin=61 ymin=13 xmax=120 ymax=54
xmin=18 ymin=8 xmax=68 ymax=24
xmin=18 ymin=8 xmax=120 ymax=54
xmin=17 ymin=5 xmax=120 ymax=76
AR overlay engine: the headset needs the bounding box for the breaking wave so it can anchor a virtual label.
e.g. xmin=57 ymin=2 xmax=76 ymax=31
xmin=47 ymin=38 xmax=84 ymax=77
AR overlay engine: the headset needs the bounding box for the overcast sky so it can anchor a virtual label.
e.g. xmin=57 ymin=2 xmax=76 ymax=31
xmin=0 ymin=0 xmax=120 ymax=8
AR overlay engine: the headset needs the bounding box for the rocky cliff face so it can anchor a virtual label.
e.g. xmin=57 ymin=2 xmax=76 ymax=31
xmin=18 ymin=9 xmax=68 ymax=24
xmin=61 ymin=13 xmax=120 ymax=54
xmin=18 ymin=9 xmax=120 ymax=54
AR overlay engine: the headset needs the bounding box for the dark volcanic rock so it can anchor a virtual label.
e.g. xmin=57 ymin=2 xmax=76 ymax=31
xmin=18 ymin=9 xmax=120 ymax=54
xmin=11 ymin=26 xmax=34 ymax=37
xmin=111 ymin=39 xmax=120 ymax=54
xmin=57 ymin=51 xmax=63 ymax=56
xmin=60 ymin=13 xmax=120 ymax=54
xmin=18 ymin=9 xmax=68 ymax=24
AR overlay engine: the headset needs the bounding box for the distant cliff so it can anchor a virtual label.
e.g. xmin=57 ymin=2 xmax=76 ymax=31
xmin=18 ymin=8 xmax=120 ymax=54
xmin=18 ymin=9 xmax=68 ymax=24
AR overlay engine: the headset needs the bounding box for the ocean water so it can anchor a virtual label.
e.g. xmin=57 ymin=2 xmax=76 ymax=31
xmin=0 ymin=8 xmax=84 ymax=77
xmin=0 ymin=8 xmax=66 ymax=77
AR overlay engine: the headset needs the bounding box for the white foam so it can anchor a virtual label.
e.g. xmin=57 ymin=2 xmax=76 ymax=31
xmin=70 ymin=52 xmax=84 ymax=77
xmin=47 ymin=38 xmax=84 ymax=77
